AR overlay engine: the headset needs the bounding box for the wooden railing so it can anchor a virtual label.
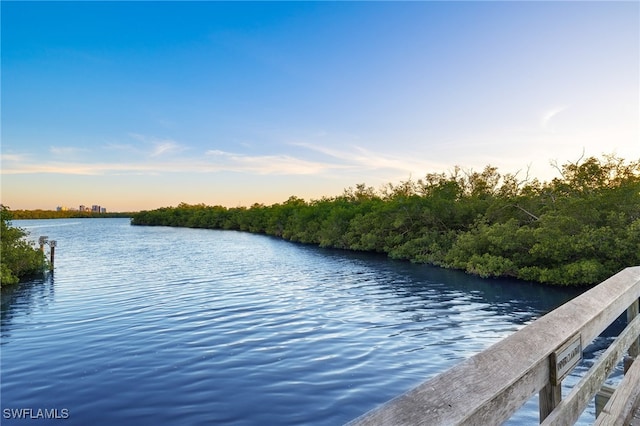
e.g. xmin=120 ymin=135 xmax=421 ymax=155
xmin=348 ymin=266 xmax=640 ymax=426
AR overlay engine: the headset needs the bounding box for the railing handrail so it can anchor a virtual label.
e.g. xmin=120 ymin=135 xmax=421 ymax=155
xmin=348 ymin=266 xmax=640 ymax=425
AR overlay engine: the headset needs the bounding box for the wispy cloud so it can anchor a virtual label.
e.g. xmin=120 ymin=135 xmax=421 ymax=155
xmin=292 ymin=141 xmax=443 ymax=175
xmin=1 ymin=141 xmax=442 ymax=178
xmin=540 ymin=105 xmax=569 ymax=130
xmin=2 ymin=162 xmax=112 ymax=175
xmin=0 ymin=160 xmax=199 ymax=176
xmin=127 ymin=133 xmax=189 ymax=157
xmin=102 ymin=142 xmax=143 ymax=154
xmin=0 ymin=153 xmax=30 ymax=163
xmin=49 ymin=146 xmax=90 ymax=157
xmin=204 ymin=149 xmax=336 ymax=175
xmin=1 ymin=149 xmax=338 ymax=176
xmin=150 ymin=141 xmax=186 ymax=157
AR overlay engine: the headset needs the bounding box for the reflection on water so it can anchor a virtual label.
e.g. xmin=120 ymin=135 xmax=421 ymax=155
xmin=1 ymin=275 xmax=55 ymax=341
xmin=1 ymin=219 xmax=611 ymax=425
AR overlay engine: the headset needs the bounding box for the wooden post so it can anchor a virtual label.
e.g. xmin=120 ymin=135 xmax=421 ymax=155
xmin=49 ymin=240 xmax=56 ymax=271
xmin=539 ymin=382 xmax=562 ymax=422
xmin=624 ymin=356 xmax=634 ymax=374
xmin=541 ymin=334 xmax=581 ymax=422
xmin=628 ymin=298 xmax=639 ymax=358
xmin=39 ymin=236 xmax=48 ymax=253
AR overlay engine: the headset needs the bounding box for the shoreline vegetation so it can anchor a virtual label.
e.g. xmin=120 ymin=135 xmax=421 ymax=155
xmin=131 ymin=155 xmax=639 ymax=286
xmin=1 ymin=206 xmax=49 ymax=286
xmin=8 ymin=210 xmax=133 ymax=220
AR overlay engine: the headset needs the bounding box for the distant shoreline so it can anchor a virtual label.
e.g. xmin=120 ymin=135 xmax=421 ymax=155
xmin=9 ymin=210 xmax=134 ymax=220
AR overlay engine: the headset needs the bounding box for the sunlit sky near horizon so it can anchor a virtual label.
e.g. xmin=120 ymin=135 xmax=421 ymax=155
xmin=2 ymin=1 xmax=639 ymax=212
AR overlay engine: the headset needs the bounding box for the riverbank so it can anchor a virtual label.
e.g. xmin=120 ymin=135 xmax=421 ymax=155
xmin=131 ymin=156 xmax=640 ymax=286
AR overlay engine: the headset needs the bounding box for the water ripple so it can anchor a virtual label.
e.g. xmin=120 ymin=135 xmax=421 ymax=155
xmin=2 ymin=219 xmax=590 ymax=425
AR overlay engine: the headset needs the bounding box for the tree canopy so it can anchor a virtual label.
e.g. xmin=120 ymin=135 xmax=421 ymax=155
xmin=130 ymin=155 xmax=640 ymax=286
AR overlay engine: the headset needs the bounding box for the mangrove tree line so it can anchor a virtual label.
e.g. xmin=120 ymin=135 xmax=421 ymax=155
xmin=9 ymin=210 xmax=132 ymax=220
xmin=131 ymin=155 xmax=640 ymax=286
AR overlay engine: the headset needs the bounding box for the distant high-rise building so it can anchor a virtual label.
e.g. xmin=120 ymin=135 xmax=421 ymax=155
xmin=59 ymin=204 xmax=105 ymax=212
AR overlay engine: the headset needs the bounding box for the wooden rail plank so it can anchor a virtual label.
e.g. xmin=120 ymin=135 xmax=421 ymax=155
xmin=594 ymin=358 xmax=640 ymax=426
xmin=348 ymin=267 xmax=640 ymax=426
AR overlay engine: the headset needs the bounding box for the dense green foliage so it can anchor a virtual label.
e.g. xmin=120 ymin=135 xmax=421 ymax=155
xmin=10 ymin=210 xmax=132 ymax=219
xmin=1 ymin=206 xmax=48 ymax=286
xmin=131 ymin=155 xmax=640 ymax=286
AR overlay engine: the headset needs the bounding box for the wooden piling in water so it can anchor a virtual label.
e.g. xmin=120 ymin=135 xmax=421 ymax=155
xmin=39 ymin=236 xmax=48 ymax=253
xmin=49 ymin=240 xmax=56 ymax=271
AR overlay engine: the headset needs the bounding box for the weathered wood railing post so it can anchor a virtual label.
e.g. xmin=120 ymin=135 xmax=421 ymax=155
xmin=540 ymin=333 xmax=583 ymax=422
xmin=623 ymin=296 xmax=639 ymax=377
xmin=629 ymin=298 xmax=639 ymax=359
xmin=539 ymin=382 xmax=562 ymax=421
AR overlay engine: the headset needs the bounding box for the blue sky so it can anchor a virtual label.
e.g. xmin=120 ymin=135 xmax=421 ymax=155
xmin=2 ymin=1 xmax=638 ymax=212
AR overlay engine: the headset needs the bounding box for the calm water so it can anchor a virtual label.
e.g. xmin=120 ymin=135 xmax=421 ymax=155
xmin=1 ymin=219 xmax=622 ymax=425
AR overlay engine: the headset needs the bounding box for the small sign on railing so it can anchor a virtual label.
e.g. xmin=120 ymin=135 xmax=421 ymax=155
xmin=550 ymin=334 xmax=582 ymax=385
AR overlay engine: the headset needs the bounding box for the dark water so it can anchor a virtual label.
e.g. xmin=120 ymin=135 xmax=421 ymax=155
xmin=1 ymin=219 xmax=621 ymax=425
